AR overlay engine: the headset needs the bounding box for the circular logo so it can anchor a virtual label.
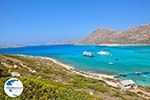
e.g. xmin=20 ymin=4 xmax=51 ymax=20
xmin=4 ymin=78 xmax=23 ymax=97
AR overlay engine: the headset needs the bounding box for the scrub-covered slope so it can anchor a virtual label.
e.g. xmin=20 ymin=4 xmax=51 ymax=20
xmin=0 ymin=54 xmax=145 ymax=100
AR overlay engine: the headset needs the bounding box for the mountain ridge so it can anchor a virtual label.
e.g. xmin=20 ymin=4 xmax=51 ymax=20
xmin=79 ymin=24 xmax=150 ymax=45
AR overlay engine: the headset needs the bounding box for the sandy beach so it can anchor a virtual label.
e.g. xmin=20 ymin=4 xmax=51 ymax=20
xmin=38 ymin=57 xmax=119 ymax=88
xmin=13 ymin=54 xmax=150 ymax=99
xmin=17 ymin=54 xmax=118 ymax=87
xmin=37 ymin=55 xmax=150 ymax=99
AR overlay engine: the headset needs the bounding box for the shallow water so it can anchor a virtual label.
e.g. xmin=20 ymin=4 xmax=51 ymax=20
xmin=0 ymin=45 xmax=150 ymax=87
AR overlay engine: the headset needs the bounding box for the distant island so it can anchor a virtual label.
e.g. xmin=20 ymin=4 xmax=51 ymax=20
xmin=0 ymin=45 xmax=25 ymax=49
xmin=1 ymin=24 xmax=150 ymax=48
xmin=78 ymin=24 xmax=150 ymax=45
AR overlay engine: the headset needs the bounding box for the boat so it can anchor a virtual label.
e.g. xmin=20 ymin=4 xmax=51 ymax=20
xmin=97 ymin=50 xmax=111 ymax=56
xmin=83 ymin=51 xmax=94 ymax=57
xmin=134 ymin=71 xmax=142 ymax=75
xmin=134 ymin=72 xmax=150 ymax=75
xmin=108 ymin=62 xmax=114 ymax=65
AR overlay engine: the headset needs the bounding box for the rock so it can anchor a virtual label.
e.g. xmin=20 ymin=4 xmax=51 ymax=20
xmin=13 ymin=64 xmax=18 ymax=68
xmin=11 ymin=71 xmax=20 ymax=77
xmin=1 ymin=62 xmax=13 ymax=68
xmin=32 ymin=70 xmax=36 ymax=73
xmin=89 ymin=92 xmax=93 ymax=95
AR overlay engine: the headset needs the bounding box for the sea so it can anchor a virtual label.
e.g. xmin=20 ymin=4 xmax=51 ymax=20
xmin=0 ymin=45 xmax=150 ymax=87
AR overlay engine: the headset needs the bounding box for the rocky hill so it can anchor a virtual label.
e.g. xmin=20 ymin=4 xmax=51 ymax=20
xmin=80 ymin=24 xmax=150 ymax=45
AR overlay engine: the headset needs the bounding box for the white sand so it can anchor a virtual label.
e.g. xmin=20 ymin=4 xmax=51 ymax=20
xmin=17 ymin=54 xmax=118 ymax=87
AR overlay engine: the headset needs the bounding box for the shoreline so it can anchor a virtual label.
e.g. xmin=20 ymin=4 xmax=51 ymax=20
xmin=25 ymin=55 xmax=150 ymax=99
xmin=17 ymin=54 xmax=118 ymax=87
xmin=4 ymin=54 xmax=150 ymax=99
xmin=1 ymin=44 xmax=150 ymax=49
xmin=75 ymin=43 xmax=150 ymax=46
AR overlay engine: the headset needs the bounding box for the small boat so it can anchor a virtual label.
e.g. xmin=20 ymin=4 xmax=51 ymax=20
xmin=134 ymin=71 xmax=142 ymax=75
xmin=97 ymin=50 xmax=111 ymax=56
xmin=83 ymin=51 xmax=94 ymax=57
xmin=108 ymin=62 xmax=114 ymax=65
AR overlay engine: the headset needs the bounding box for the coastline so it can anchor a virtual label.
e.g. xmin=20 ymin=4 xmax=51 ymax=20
xmin=1 ymin=44 xmax=150 ymax=49
xmin=97 ymin=44 xmax=150 ymax=46
xmin=7 ymin=54 xmax=150 ymax=99
xmin=17 ymin=54 xmax=118 ymax=87
xmin=75 ymin=43 xmax=150 ymax=46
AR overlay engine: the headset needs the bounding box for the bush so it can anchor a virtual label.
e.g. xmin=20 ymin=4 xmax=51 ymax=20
xmin=0 ymin=65 xmax=11 ymax=78
xmin=0 ymin=77 xmax=93 ymax=100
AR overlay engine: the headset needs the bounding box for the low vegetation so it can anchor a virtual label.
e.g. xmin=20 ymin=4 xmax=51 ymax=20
xmin=0 ymin=54 xmax=146 ymax=100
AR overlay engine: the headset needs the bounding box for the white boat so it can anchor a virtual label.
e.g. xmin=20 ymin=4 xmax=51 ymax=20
xmin=83 ymin=51 xmax=93 ymax=57
xmin=97 ymin=50 xmax=111 ymax=56
xmin=108 ymin=62 xmax=114 ymax=65
xmin=135 ymin=71 xmax=142 ymax=75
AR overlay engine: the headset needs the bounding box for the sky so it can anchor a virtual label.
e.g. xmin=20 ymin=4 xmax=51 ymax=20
xmin=0 ymin=0 xmax=150 ymax=45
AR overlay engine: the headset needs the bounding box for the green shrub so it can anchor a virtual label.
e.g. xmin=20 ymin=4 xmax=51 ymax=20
xmin=0 ymin=77 xmax=93 ymax=100
xmin=0 ymin=65 xmax=11 ymax=77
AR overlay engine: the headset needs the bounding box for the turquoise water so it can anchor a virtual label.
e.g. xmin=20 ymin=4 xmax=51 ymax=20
xmin=0 ymin=45 xmax=150 ymax=87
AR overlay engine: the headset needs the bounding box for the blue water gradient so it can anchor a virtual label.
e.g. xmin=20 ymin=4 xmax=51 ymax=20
xmin=0 ymin=45 xmax=150 ymax=87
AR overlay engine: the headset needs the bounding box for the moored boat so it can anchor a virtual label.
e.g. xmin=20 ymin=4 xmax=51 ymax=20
xmin=97 ymin=50 xmax=111 ymax=56
xmin=83 ymin=51 xmax=94 ymax=57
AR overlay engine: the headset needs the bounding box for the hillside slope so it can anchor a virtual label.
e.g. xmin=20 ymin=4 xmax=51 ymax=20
xmin=0 ymin=54 xmax=146 ymax=100
xmin=80 ymin=24 xmax=150 ymax=45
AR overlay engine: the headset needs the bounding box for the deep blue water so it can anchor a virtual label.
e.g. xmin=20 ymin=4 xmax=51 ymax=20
xmin=0 ymin=45 xmax=150 ymax=87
